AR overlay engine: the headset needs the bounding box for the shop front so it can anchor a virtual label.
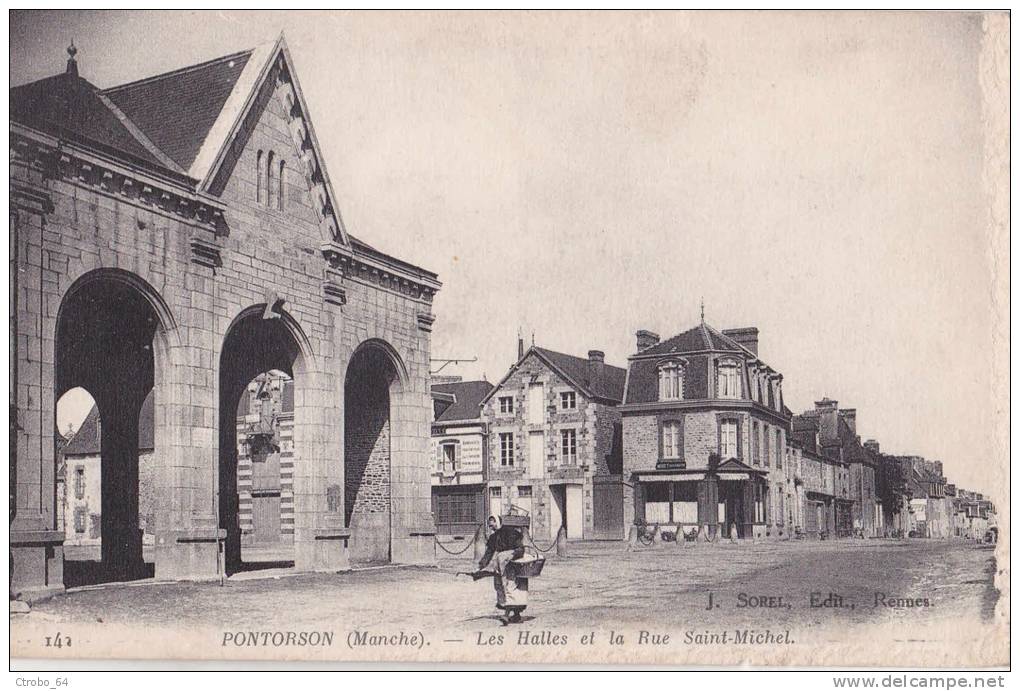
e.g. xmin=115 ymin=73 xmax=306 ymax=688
xmin=632 ymin=460 xmax=768 ymax=539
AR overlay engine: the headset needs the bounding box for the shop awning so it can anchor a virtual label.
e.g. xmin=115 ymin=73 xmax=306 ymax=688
xmin=633 ymin=471 xmax=705 ymax=482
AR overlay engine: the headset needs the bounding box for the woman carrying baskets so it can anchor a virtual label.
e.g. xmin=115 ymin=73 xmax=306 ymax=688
xmin=478 ymin=515 xmax=529 ymax=623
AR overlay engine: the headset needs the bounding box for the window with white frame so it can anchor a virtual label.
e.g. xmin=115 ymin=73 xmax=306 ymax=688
xmin=763 ymin=424 xmax=771 ymax=467
xmin=75 ymin=466 xmax=85 ymax=500
xmin=717 ymin=361 xmax=741 ymax=399
xmin=560 ymin=391 xmax=577 ymax=410
xmin=754 ymin=483 xmax=765 ymax=523
xmin=720 ymin=419 xmax=738 ymax=459
xmin=560 ymin=428 xmax=577 ymax=464
xmin=751 ymin=421 xmax=760 ymax=465
xmin=776 ymin=430 xmax=783 ymax=468
xmin=439 ymin=442 xmax=457 ymax=473
xmin=658 ymin=362 xmax=683 ymax=401
xmin=499 ymin=433 xmax=514 ymax=466
xmin=498 ymin=396 xmax=514 ymax=414
xmin=662 ymin=420 xmax=681 ymax=459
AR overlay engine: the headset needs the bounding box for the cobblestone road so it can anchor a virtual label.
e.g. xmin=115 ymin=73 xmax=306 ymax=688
xmin=21 ymin=539 xmax=998 ymax=633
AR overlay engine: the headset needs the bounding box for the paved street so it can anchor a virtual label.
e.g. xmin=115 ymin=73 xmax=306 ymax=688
xmin=20 ymin=539 xmax=998 ymax=632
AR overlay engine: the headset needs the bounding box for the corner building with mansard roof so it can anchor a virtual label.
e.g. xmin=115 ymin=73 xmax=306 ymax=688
xmin=619 ymin=323 xmax=793 ymax=540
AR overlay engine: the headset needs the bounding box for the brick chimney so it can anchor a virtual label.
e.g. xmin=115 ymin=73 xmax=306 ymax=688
xmin=636 ymin=330 xmax=660 ymax=351
xmin=587 ymin=350 xmax=605 ymax=394
xmin=814 ymin=398 xmax=838 ymax=412
xmin=722 ymin=327 xmax=759 ymax=355
xmin=838 ymin=408 xmax=857 ymax=436
xmin=813 ymin=398 xmax=839 ymax=442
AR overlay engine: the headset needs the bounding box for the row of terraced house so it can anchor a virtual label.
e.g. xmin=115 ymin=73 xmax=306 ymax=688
xmin=430 ymin=321 xmax=995 ymax=543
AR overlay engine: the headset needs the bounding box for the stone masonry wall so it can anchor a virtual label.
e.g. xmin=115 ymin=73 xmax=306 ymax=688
xmin=593 ymin=402 xmax=622 ymax=476
xmin=480 ymin=352 xmax=616 ymax=540
xmin=11 ymin=54 xmax=437 ymax=588
xmin=345 ymin=407 xmax=391 ymax=517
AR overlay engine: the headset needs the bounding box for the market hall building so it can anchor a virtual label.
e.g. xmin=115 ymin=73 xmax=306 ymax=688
xmin=10 ymin=36 xmax=441 ymax=599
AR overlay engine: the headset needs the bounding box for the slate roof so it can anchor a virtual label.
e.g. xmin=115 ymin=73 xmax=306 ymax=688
xmin=103 ymin=50 xmax=252 ymax=171
xmin=624 ymin=321 xmax=787 ymax=406
xmin=62 ymin=389 xmax=155 ymax=456
xmin=532 ymin=347 xmax=627 ymax=403
xmin=11 ymin=50 xmax=254 ymax=177
xmin=432 ymin=380 xmax=493 ymax=422
xmin=12 ymin=37 xmax=440 ymax=284
xmin=638 ymin=323 xmax=747 ymax=358
xmin=10 ymin=72 xmax=172 ymax=170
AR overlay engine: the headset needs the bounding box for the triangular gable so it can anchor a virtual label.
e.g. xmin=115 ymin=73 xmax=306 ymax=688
xmin=715 ymin=458 xmax=767 ymax=476
xmin=479 ymin=346 xmax=596 ymax=407
xmin=190 ymin=34 xmax=349 ymax=246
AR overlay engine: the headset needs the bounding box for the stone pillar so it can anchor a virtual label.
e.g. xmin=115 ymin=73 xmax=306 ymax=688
xmin=389 ymin=375 xmax=437 ymax=565
xmin=153 ymin=331 xmax=222 ymax=581
xmin=295 ymin=362 xmax=350 ymax=573
xmin=9 ymin=205 xmax=65 ymax=600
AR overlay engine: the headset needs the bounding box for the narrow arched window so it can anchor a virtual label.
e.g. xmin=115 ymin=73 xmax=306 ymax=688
xmin=266 ymin=151 xmax=275 ymax=208
xmin=278 ymin=160 xmax=286 ymax=211
xmin=256 ymin=150 xmax=264 ymax=204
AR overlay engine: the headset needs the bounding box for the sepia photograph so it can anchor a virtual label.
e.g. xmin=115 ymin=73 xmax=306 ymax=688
xmin=8 ymin=9 xmax=1009 ymax=672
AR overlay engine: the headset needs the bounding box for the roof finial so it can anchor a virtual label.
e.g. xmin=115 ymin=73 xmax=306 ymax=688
xmin=700 ymin=297 xmax=705 ymax=324
xmin=66 ymin=40 xmax=78 ymax=77
xmin=531 ymin=331 xmax=535 ymax=346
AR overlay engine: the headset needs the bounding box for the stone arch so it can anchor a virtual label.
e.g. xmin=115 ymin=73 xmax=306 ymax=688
xmin=54 ymin=268 xmax=177 ymax=584
xmin=342 ymin=338 xmax=411 ymax=563
xmin=55 ymin=267 xmax=181 ymax=364
xmin=216 ymin=303 xmax=321 ymax=574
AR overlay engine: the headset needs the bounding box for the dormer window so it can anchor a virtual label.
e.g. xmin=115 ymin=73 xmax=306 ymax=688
xmin=498 ymin=396 xmax=514 ymax=414
xmin=717 ymin=360 xmax=741 ymax=399
xmin=658 ymin=361 xmax=683 ymax=401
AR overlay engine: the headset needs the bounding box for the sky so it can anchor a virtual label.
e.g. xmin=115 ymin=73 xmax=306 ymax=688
xmin=13 ymin=11 xmax=1005 ymax=497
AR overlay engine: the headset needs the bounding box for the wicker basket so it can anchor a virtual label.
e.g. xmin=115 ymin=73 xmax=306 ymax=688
xmin=502 ymin=506 xmax=531 ymax=529
xmin=506 ymin=555 xmax=545 ymax=579
xmin=501 ymin=514 xmax=530 ymax=529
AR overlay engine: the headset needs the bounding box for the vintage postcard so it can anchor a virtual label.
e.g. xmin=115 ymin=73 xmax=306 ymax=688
xmin=9 ymin=10 xmax=1009 ymax=668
